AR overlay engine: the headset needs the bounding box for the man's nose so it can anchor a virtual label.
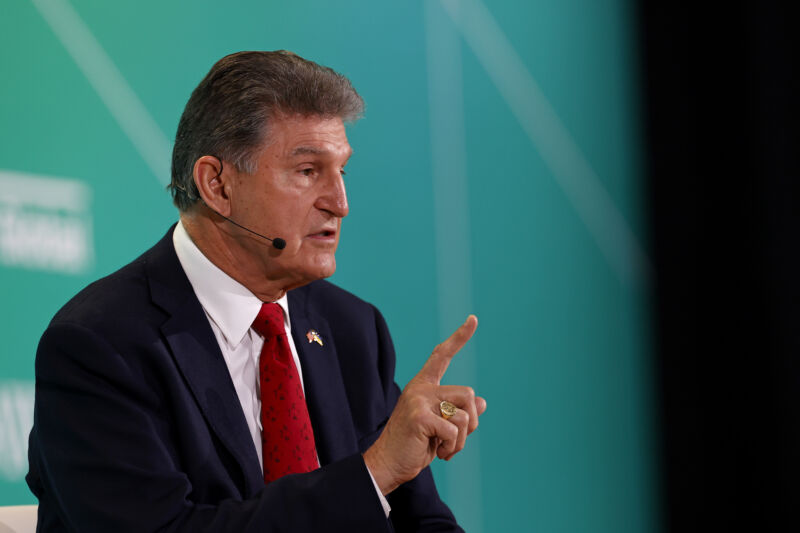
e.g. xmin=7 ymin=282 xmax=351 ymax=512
xmin=317 ymin=172 xmax=349 ymax=218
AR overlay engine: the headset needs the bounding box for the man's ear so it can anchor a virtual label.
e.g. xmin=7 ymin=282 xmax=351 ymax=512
xmin=193 ymin=155 xmax=232 ymax=216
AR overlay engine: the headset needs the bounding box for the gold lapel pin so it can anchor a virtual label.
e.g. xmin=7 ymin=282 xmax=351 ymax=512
xmin=306 ymin=329 xmax=323 ymax=346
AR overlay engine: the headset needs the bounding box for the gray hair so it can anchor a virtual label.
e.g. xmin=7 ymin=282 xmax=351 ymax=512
xmin=168 ymin=50 xmax=364 ymax=211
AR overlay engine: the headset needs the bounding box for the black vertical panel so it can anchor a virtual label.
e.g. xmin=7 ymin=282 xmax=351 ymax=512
xmin=638 ymin=1 xmax=799 ymax=530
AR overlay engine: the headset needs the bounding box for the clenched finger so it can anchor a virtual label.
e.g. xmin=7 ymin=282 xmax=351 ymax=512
xmin=441 ymin=409 xmax=469 ymax=461
xmin=476 ymin=396 xmax=487 ymax=416
xmin=437 ymin=385 xmax=480 ymax=434
xmin=428 ymin=412 xmax=459 ymax=460
xmin=415 ymin=315 xmax=478 ymax=384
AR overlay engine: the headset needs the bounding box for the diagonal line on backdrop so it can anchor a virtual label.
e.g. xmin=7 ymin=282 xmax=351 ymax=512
xmin=440 ymin=0 xmax=651 ymax=289
xmin=425 ymin=1 xmax=483 ymax=531
xmin=30 ymin=0 xmax=172 ymax=187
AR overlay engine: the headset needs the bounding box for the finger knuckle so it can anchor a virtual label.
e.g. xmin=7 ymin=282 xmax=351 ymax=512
xmin=410 ymin=395 xmax=429 ymax=411
xmin=446 ymin=424 xmax=459 ymax=441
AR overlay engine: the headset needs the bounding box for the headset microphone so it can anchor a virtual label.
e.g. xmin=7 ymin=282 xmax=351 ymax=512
xmin=217 ymin=213 xmax=287 ymax=249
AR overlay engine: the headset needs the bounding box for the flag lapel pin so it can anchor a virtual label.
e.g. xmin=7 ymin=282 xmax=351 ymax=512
xmin=306 ymin=329 xmax=323 ymax=346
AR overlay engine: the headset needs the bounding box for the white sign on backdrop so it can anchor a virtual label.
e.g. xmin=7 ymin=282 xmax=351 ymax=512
xmin=0 ymin=380 xmax=34 ymax=482
xmin=0 ymin=170 xmax=94 ymax=274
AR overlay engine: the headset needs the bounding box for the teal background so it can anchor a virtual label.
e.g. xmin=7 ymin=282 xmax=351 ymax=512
xmin=0 ymin=1 xmax=657 ymax=531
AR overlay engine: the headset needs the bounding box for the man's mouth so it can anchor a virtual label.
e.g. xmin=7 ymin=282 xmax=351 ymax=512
xmin=307 ymin=229 xmax=336 ymax=239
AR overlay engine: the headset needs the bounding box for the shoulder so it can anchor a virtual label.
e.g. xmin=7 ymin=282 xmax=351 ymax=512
xmin=46 ymin=226 xmax=183 ymax=343
xmin=290 ymin=279 xmax=395 ymax=370
xmin=51 ymin=253 xmax=150 ymax=329
xmin=293 ymin=279 xmax=374 ymax=309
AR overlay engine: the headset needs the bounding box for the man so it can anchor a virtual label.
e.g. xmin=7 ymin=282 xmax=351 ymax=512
xmin=26 ymin=51 xmax=485 ymax=532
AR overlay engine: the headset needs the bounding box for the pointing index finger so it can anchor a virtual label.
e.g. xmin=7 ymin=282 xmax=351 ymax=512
xmin=416 ymin=315 xmax=478 ymax=384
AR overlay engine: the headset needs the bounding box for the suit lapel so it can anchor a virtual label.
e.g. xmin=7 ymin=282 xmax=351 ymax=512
xmin=146 ymin=228 xmax=263 ymax=496
xmin=289 ymin=286 xmax=359 ymax=465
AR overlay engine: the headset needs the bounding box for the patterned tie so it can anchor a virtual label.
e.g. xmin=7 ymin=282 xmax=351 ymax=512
xmin=252 ymin=302 xmax=318 ymax=483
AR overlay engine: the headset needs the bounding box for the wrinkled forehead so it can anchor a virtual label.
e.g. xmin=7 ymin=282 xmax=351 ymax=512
xmin=260 ymin=115 xmax=353 ymax=161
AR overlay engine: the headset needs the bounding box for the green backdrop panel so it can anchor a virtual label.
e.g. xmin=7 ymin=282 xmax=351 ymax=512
xmin=0 ymin=1 xmax=656 ymax=532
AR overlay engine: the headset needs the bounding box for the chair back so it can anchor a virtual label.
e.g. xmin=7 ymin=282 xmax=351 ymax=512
xmin=0 ymin=505 xmax=38 ymax=533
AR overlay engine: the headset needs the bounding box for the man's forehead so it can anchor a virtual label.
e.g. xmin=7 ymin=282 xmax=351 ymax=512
xmin=266 ymin=115 xmax=351 ymax=157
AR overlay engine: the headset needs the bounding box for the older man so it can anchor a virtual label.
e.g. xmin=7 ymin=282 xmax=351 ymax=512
xmin=26 ymin=51 xmax=485 ymax=532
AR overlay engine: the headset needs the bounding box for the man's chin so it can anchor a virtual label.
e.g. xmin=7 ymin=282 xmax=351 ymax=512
xmin=315 ymin=261 xmax=336 ymax=280
xmin=290 ymin=260 xmax=336 ymax=289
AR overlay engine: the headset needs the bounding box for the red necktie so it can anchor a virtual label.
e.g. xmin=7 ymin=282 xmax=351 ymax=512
xmin=252 ymin=302 xmax=318 ymax=483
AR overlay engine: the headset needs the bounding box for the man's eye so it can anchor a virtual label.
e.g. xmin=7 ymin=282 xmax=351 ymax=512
xmin=301 ymin=168 xmax=314 ymax=176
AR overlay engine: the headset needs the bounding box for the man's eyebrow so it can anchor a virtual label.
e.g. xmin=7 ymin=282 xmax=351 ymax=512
xmin=291 ymin=146 xmax=326 ymax=156
xmin=290 ymin=146 xmax=354 ymax=158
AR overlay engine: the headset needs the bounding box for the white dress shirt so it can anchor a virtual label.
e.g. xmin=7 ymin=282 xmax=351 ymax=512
xmin=172 ymin=222 xmax=389 ymax=516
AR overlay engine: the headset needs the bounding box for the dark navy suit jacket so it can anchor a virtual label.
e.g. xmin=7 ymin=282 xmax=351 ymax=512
xmin=26 ymin=227 xmax=461 ymax=532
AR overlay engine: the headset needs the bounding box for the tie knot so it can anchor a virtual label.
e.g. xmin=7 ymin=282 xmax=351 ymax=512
xmin=252 ymin=302 xmax=285 ymax=338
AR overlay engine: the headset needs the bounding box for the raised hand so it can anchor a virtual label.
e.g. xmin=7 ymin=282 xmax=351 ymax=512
xmin=363 ymin=315 xmax=487 ymax=495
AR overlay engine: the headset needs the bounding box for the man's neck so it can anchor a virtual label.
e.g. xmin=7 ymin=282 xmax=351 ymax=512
xmin=180 ymin=213 xmax=296 ymax=302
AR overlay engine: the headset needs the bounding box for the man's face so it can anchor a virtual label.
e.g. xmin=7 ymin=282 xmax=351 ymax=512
xmin=228 ymin=114 xmax=351 ymax=289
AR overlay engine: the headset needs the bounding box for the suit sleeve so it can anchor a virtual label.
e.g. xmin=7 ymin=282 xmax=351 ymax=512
xmin=368 ymin=307 xmax=465 ymax=533
xmin=28 ymin=321 xmax=391 ymax=533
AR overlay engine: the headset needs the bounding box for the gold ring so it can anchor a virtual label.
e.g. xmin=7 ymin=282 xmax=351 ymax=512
xmin=440 ymin=400 xmax=457 ymax=420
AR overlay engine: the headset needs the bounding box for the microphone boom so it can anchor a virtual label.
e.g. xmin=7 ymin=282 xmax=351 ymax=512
xmin=219 ymin=213 xmax=286 ymax=250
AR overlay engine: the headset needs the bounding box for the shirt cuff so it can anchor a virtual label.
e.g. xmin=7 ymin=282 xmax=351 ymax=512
xmin=366 ymin=465 xmax=391 ymax=518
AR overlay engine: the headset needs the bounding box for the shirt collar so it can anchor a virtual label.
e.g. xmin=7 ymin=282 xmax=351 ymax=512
xmin=172 ymin=221 xmax=291 ymax=348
